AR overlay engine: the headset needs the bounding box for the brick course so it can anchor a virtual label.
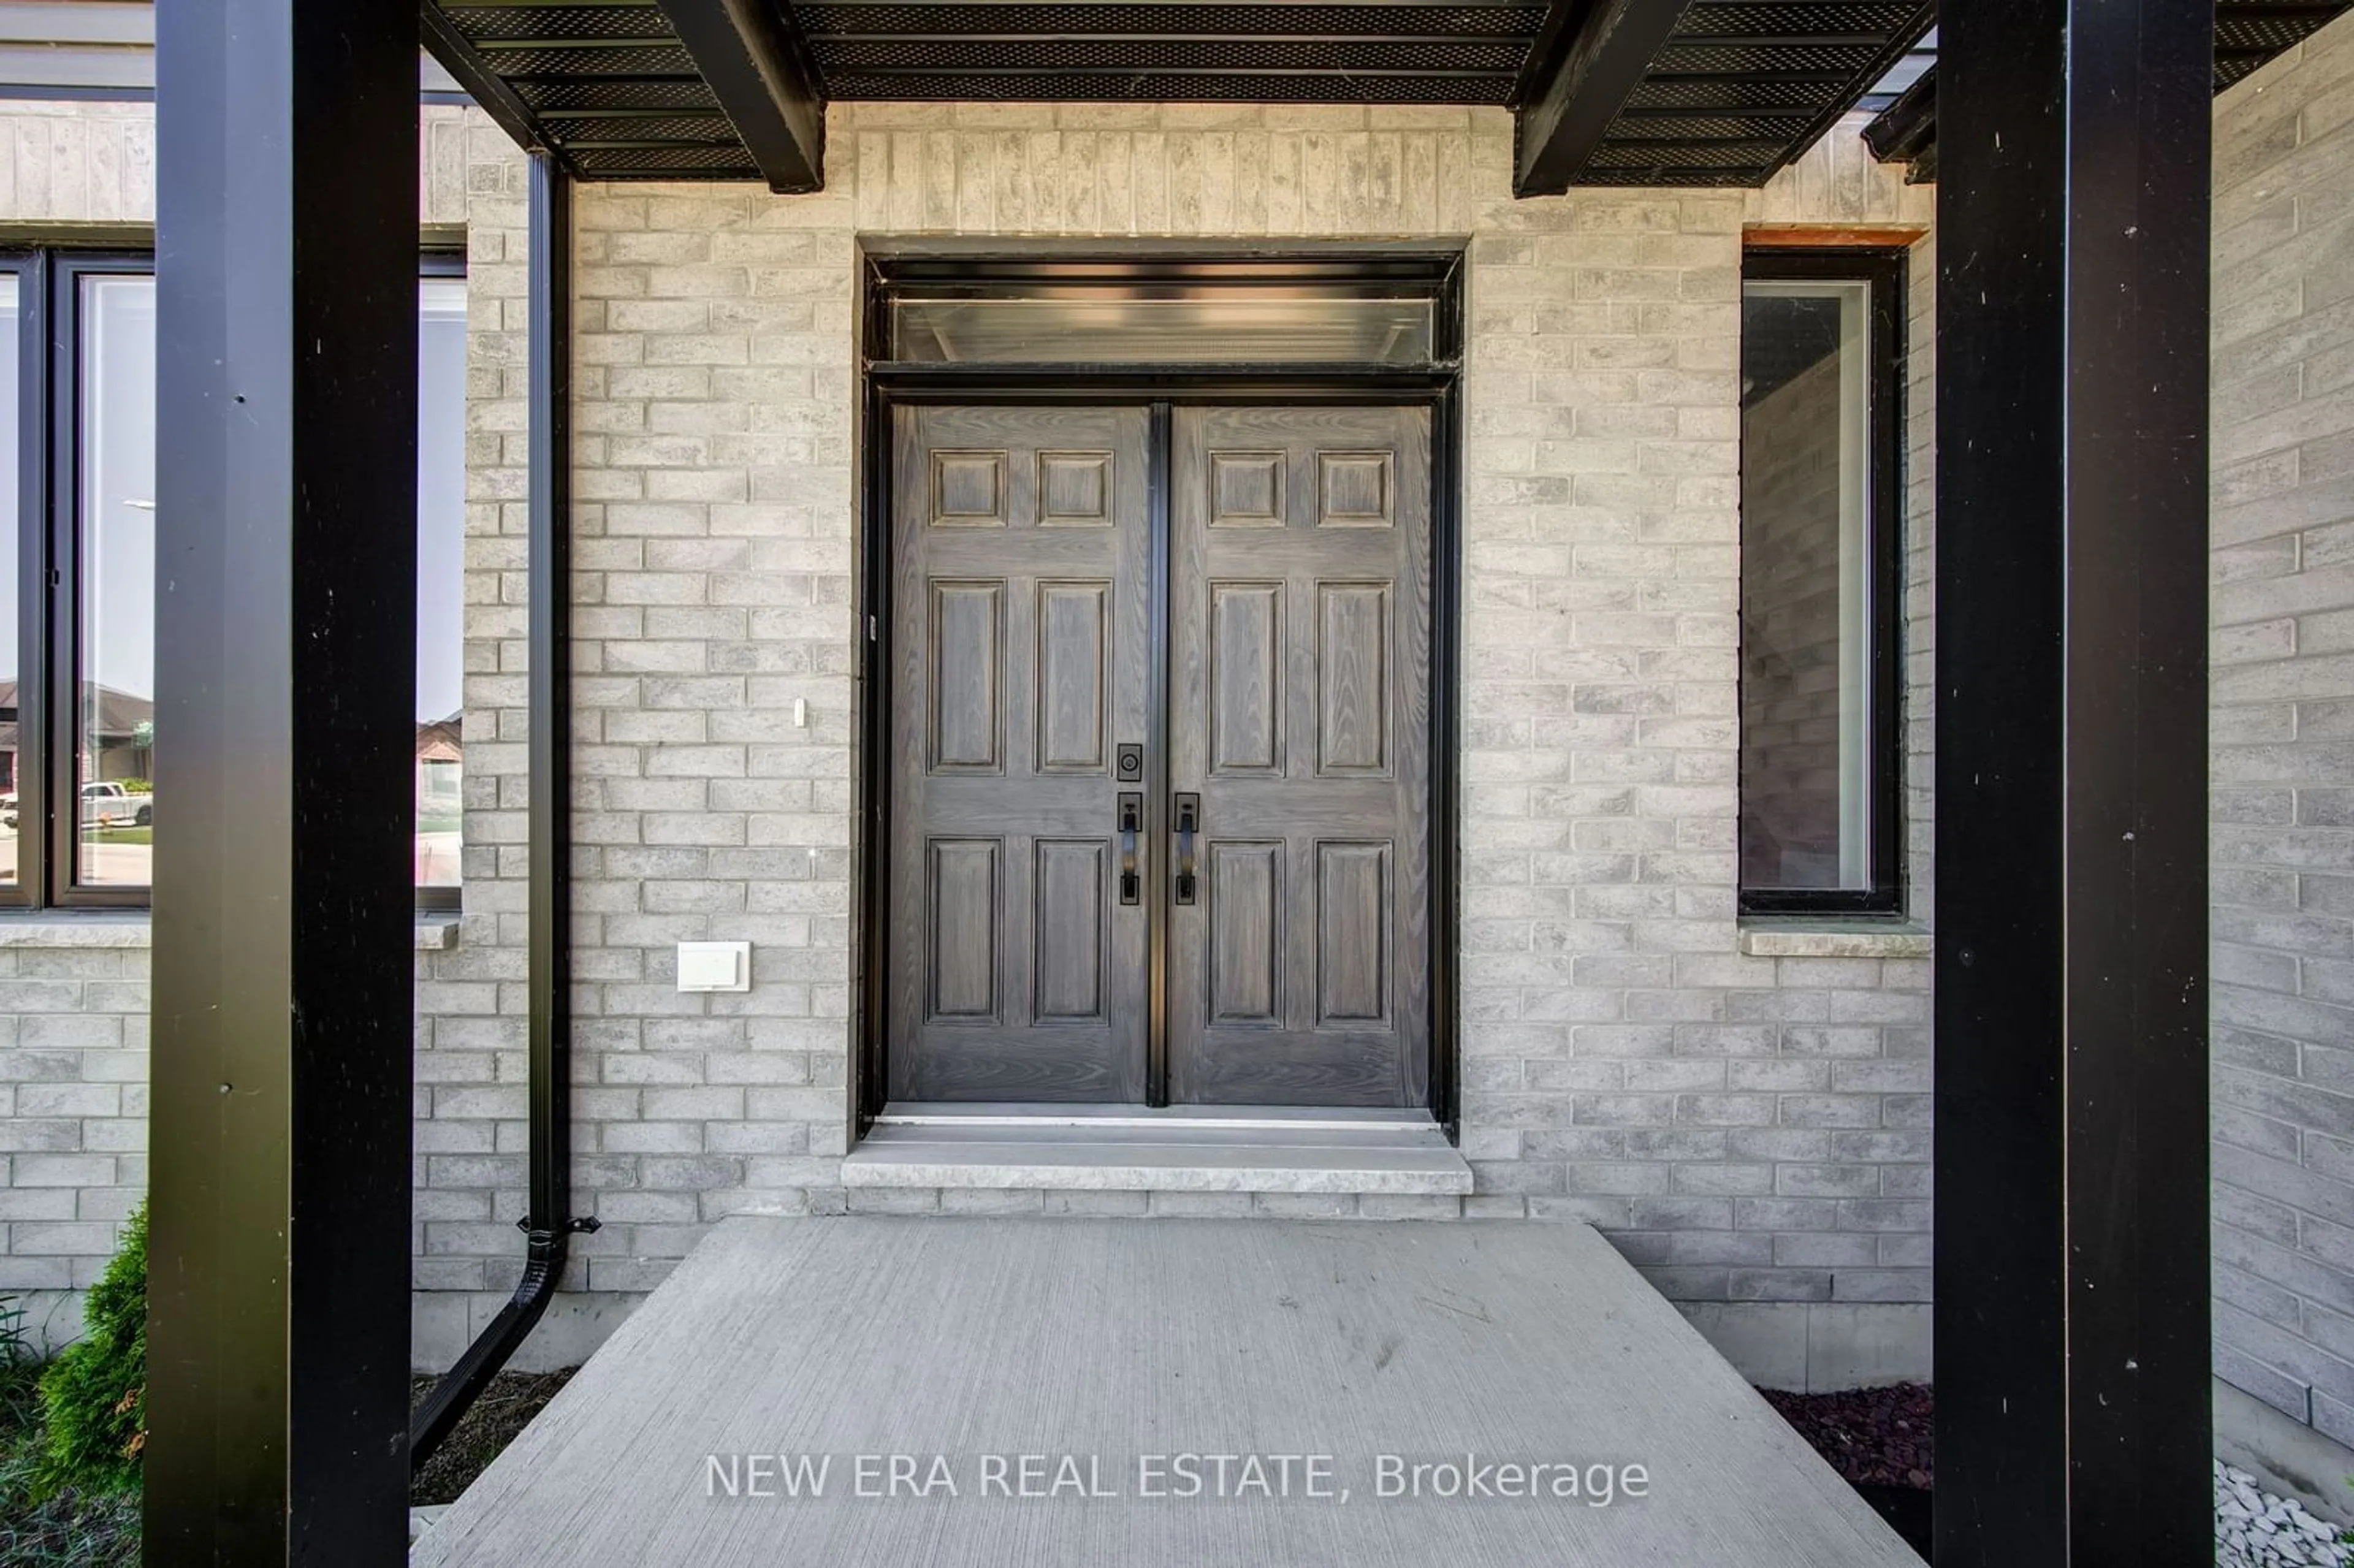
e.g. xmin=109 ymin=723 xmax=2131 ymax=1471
xmin=424 ymin=105 xmax=1943 ymax=1349
xmin=4 ymin=78 xmax=2249 ymax=1396
xmin=0 ymin=101 xmax=1949 ymax=1378
xmin=2207 ymin=15 xmax=2354 ymax=1445
xmin=0 ymin=25 xmax=2330 ymax=1409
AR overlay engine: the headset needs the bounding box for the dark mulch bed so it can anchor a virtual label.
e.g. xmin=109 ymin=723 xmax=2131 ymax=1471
xmin=1762 ymin=1382 xmax=1932 ymax=1490
xmin=0 ymin=1360 xmax=139 ymax=1568
xmin=409 ymin=1369 xmax=577 ymax=1507
xmin=1761 ymin=1383 xmax=1933 ymax=1559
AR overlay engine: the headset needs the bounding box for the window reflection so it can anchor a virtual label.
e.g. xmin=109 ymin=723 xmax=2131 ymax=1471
xmin=0 ymin=274 xmax=18 ymax=887
xmin=1739 ymin=280 xmax=1875 ymax=896
xmin=891 ymin=292 xmax=1436 ymax=365
xmin=417 ymin=276 xmax=467 ymax=891
xmin=75 ymin=274 xmax=156 ymax=888
xmin=56 ymin=269 xmax=466 ymax=898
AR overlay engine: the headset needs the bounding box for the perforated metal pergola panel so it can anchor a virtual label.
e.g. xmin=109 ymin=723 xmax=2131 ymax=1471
xmin=419 ymin=0 xmax=2348 ymax=189
xmin=1864 ymin=1 xmax=2354 ymax=183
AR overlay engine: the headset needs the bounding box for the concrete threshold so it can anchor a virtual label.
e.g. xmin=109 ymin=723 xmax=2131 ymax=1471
xmin=840 ymin=1111 xmax=1474 ymax=1194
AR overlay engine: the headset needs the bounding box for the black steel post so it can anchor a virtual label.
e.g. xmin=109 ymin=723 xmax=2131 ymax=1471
xmin=147 ymin=0 xmax=419 ymax=1560
xmin=408 ymin=151 xmax=586 ymax=1468
xmin=1933 ymin=0 xmax=2214 ymax=1561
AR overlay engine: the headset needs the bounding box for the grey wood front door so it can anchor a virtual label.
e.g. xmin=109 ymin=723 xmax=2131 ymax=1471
xmin=888 ymin=405 xmax=1153 ymax=1102
xmin=887 ymin=402 xmax=1432 ymax=1107
xmin=1168 ymin=406 xmax=1433 ymax=1105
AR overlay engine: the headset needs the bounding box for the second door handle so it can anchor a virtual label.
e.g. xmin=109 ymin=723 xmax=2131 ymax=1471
xmin=1173 ymin=793 xmax=1200 ymax=905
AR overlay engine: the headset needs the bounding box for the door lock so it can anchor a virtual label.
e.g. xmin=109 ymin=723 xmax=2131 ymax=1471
xmin=1115 ymin=743 xmax=1144 ymax=782
xmin=1173 ymin=793 xmax=1200 ymax=905
xmin=1116 ymin=791 xmax=1143 ymax=905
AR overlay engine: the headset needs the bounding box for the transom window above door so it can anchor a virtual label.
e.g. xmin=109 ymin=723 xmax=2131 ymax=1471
xmin=863 ymin=253 xmax=1464 ymax=368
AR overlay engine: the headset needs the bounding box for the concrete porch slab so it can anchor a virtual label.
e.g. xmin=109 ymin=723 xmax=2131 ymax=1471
xmin=411 ymin=1217 xmax=1916 ymax=1568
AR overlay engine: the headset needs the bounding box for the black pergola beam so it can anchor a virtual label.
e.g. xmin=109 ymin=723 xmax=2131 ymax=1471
xmin=148 ymin=0 xmax=419 ymax=1561
xmin=1511 ymin=0 xmax=1699 ymax=195
xmin=657 ymin=0 xmax=827 ymax=192
xmin=1933 ymin=0 xmax=2212 ymax=1561
xmin=1870 ymin=6 xmax=2354 ymax=182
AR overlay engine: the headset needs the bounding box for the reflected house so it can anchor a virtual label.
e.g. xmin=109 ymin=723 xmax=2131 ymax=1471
xmin=415 ymin=712 xmax=462 ymax=889
xmin=416 ymin=712 xmax=461 ymax=814
xmin=82 ymin=683 xmax=154 ymax=784
xmin=0 ymin=680 xmax=153 ymax=790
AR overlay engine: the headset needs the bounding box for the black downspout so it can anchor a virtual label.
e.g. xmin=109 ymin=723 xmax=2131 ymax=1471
xmin=411 ymin=150 xmax=591 ymax=1469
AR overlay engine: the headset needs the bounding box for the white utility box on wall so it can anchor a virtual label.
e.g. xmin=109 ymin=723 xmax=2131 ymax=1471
xmin=676 ymin=941 xmax=752 ymax=993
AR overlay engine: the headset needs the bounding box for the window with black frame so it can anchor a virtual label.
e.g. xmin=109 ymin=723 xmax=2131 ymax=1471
xmin=0 ymin=249 xmax=468 ymax=910
xmin=1739 ymin=249 xmax=1905 ymax=916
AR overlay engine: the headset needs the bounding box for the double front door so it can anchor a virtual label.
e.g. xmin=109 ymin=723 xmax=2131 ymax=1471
xmin=887 ymin=402 xmax=1433 ymax=1106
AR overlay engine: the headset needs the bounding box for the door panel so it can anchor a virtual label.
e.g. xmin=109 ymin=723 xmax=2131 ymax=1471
xmin=889 ymin=405 xmax=1152 ymax=1102
xmin=1208 ymin=841 xmax=1284 ymax=1024
xmin=928 ymin=581 xmax=1005 ymax=770
xmin=1208 ymin=582 xmax=1284 ymax=773
xmin=1167 ymin=406 xmax=1434 ymax=1106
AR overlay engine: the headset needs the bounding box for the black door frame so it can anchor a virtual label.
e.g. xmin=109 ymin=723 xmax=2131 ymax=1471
xmin=855 ymin=352 xmax=1462 ymax=1135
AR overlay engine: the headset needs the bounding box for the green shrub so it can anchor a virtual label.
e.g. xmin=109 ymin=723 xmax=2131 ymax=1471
xmin=37 ymin=1203 xmax=145 ymax=1496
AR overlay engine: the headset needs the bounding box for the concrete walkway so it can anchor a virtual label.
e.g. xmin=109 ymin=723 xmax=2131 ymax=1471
xmin=412 ymin=1217 xmax=1916 ymax=1567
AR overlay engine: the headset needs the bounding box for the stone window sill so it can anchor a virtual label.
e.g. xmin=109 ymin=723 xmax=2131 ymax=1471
xmin=0 ymin=912 xmax=463 ymax=950
xmin=0 ymin=913 xmax=154 ymax=948
xmin=1737 ymin=920 xmax=1932 ymax=959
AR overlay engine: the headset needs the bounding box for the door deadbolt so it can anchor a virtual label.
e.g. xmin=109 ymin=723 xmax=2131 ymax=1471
xmin=1115 ymin=743 xmax=1144 ymax=781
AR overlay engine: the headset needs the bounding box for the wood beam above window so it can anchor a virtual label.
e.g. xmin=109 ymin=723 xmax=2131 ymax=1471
xmin=1743 ymin=224 xmax=1929 ymax=249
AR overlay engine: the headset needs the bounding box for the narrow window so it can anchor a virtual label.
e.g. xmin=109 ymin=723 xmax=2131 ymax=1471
xmin=70 ymin=267 xmax=157 ymax=892
xmin=416 ymin=270 xmax=468 ymax=905
xmin=1739 ymin=251 xmax=1904 ymax=915
xmin=0 ymin=269 xmax=20 ymax=894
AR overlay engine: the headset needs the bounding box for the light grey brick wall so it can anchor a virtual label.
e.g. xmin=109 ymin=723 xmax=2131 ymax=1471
xmin=0 ymin=924 xmax=148 ymax=1346
xmin=399 ymin=106 xmax=1938 ymax=1369
xmin=0 ymin=37 xmax=2337 ymax=1412
xmin=0 ymin=96 xmax=1946 ymax=1382
xmin=0 ymin=94 xmax=1948 ymax=1380
xmin=0 ymin=98 xmax=477 ymax=226
xmin=2207 ymin=13 xmax=2354 ymax=1446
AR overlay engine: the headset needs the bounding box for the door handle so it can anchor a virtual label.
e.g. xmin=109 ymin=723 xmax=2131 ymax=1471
xmin=1117 ymin=791 xmax=1143 ymax=905
xmin=1173 ymin=793 xmax=1200 ymax=906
